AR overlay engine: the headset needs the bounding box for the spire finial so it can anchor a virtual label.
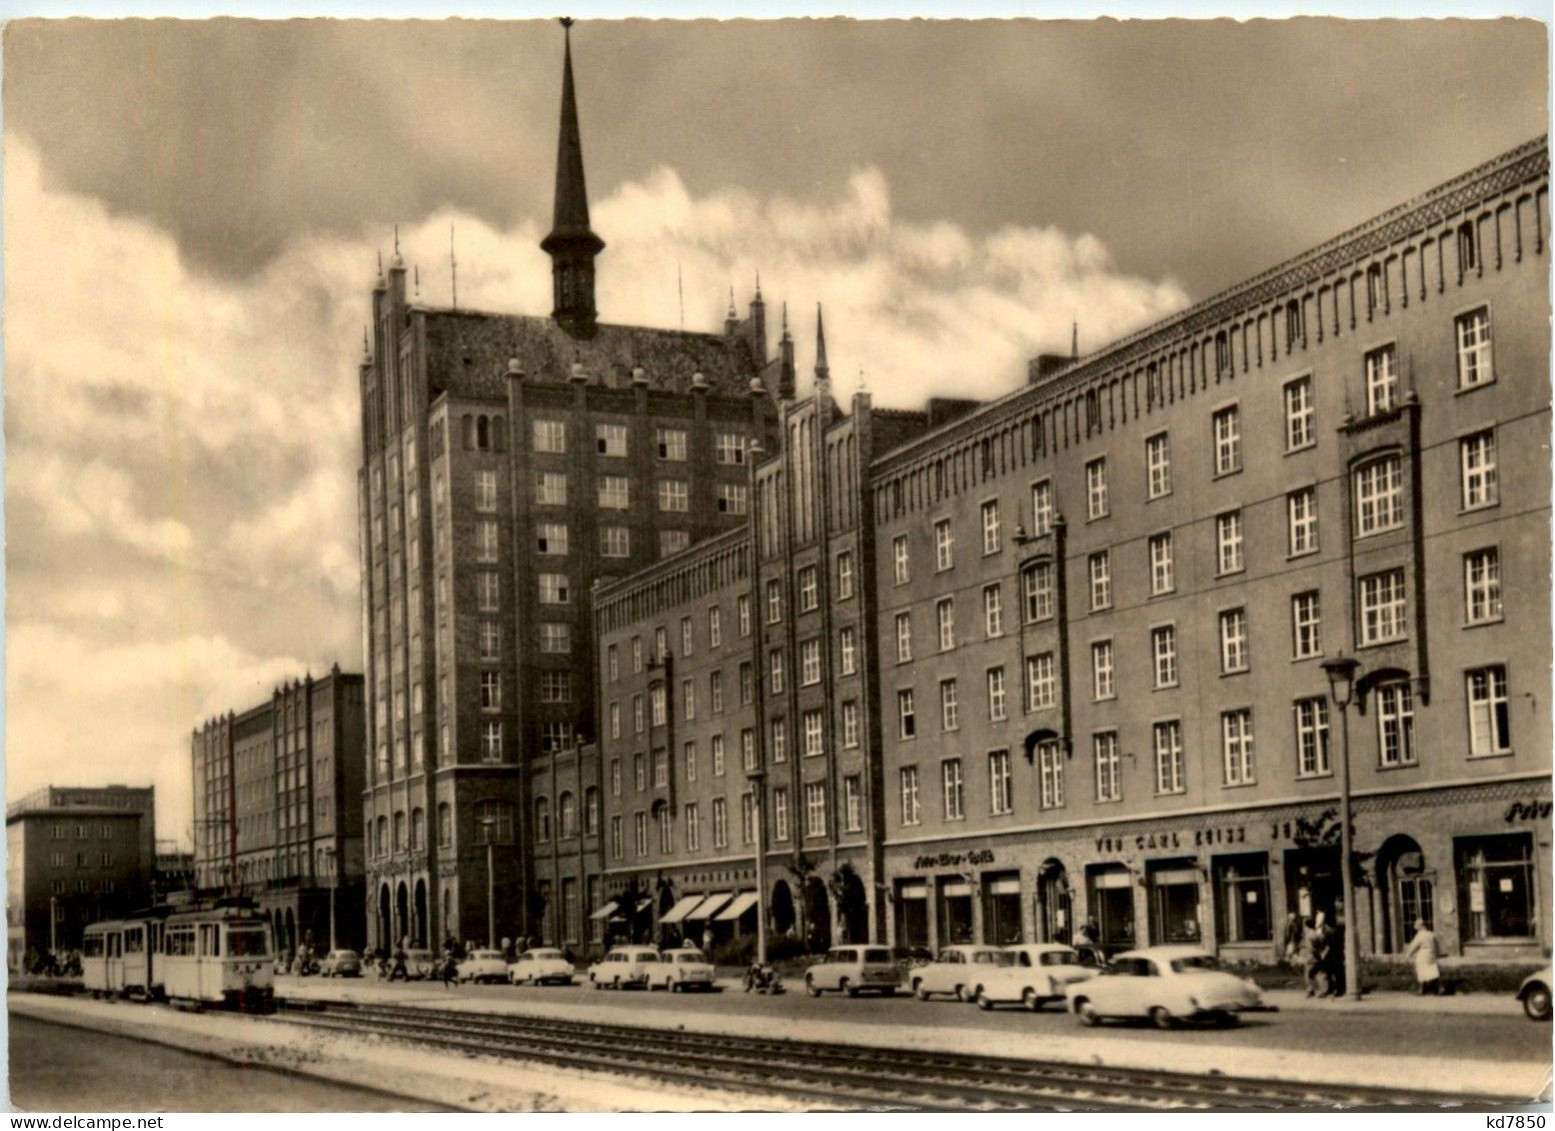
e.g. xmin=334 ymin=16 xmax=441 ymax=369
xmin=754 ymin=270 xmax=762 ymax=300
xmin=413 ymin=264 xmax=420 ymax=298
xmin=728 ymin=285 xmax=737 ymax=319
xmin=1071 ymin=320 xmax=1078 ymax=360
xmin=362 ymin=327 xmax=370 ymax=359
xmin=393 ymin=224 xmax=402 ymax=267
xmin=376 ymin=249 xmax=384 ymax=279
xmin=814 ymin=303 xmax=830 ymax=383
xmin=781 ymin=301 xmax=790 ymax=340
xmin=450 ymin=224 xmax=458 ymax=311
xmin=542 ymin=16 xmax=604 ymax=336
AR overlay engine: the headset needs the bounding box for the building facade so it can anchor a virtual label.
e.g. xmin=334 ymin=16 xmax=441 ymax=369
xmin=868 ymin=137 xmax=1551 ymax=963
xmin=191 ymin=666 xmax=366 ymax=954
xmin=356 ymin=24 xmax=783 ymax=953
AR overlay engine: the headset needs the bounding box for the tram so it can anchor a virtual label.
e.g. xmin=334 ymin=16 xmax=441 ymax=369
xmin=82 ymin=911 xmax=170 ymax=1000
xmin=159 ymin=904 xmax=275 ymax=1012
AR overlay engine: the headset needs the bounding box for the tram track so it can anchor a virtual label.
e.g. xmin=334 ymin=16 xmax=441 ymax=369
xmin=269 ymin=998 xmax=1512 ymax=1111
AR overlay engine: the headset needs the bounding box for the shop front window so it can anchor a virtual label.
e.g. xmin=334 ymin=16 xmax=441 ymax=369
xmin=1149 ymin=862 xmax=1202 ymax=944
xmin=982 ymin=872 xmax=1023 ymax=945
xmin=1214 ymin=853 xmax=1272 ymax=943
xmin=1086 ymin=864 xmax=1135 ymax=953
xmin=895 ymin=881 xmax=929 ymax=949
xmin=1457 ymin=834 xmax=1535 ymax=942
xmin=938 ymin=877 xmax=975 ymax=945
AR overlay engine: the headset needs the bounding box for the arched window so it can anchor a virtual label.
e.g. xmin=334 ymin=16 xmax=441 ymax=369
xmin=393 ymin=810 xmax=407 ymax=852
xmin=375 ymin=816 xmax=388 ymax=857
xmin=558 ymin=791 xmax=576 ymax=839
xmin=1285 ymin=299 xmax=1302 ymax=349
xmin=410 ymin=807 xmax=425 ymax=851
xmin=476 ymin=415 xmax=490 ymax=450
xmin=535 ymin=796 xmax=552 ymax=842
xmin=437 ymin=803 xmax=452 ymax=848
xmin=584 ymin=787 xmax=600 ymax=835
xmin=461 ymin=414 xmax=475 ymax=450
xmin=1458 ymin=220 xmax=1478 ymax=273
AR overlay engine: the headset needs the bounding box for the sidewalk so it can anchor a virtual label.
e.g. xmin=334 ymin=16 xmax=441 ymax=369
xmin=1261 ymin=986 xmax=1522 ymax=1016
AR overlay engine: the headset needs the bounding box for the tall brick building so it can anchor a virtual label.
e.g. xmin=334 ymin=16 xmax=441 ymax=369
xmin=357 ymin=23 xmax=783 ymax=952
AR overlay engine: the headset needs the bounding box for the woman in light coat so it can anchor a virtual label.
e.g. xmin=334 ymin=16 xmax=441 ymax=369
xmin=1402 ymin=919 xmax=1442 ymax=995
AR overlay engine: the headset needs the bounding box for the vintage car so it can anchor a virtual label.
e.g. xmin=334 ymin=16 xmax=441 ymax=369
xmin=1064 ymin=946 xmax=1268 ymax=1028
xmin=317 ymin=948 xmax=362 ymax=978
xmin=507 ymin=947 xmax=575 ymax=986
xmin=908 ymin=945 xmax=1014 ymax=1002
xmin=973 ymin=943 xmax=1101 ymax=1010
xmin=587 ymin=946 xmax=662 ymax=990
xmin=803 ymin=946 xmax=899 ymax=998
xmin=652 ymin=947 xmax=717 ymax=992
xmin=405 ymin=948 xmax=437 ymax=980
xmin=456 ymin=948 xmax=509 ymax=984
xmin=1517 ymin=966 xmax=1552 ymax=1021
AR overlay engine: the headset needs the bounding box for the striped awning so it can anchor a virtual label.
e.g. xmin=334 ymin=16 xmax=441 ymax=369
xmin=714 ymin=891 xmax=760 ymax=922
xmin=588 ymin=900 xmax=620 ymax=921
xmin=684 ymin=891 xmax=733 ymax=920
xmin=658 ymin=895 xmax=704 ymax=925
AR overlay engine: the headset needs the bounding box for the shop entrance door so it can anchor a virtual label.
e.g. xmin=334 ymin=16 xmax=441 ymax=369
xmin=1086 ymin=865 xmax=1135 ymax=954
xmin=1037 ymin=860 xmax=1072 ymax=944
xmin=1148 ymin=863 xmax=1202 ymax=944
xmin=938 ymin=878 xmax=974 ymax=944
xmin=895 ymin=882 xmax=929 ymax=950
xmin=1284 ymin=846 xmax=1340 ymax=925
xmin=982 ymin=873 xmax=1023 ymax=945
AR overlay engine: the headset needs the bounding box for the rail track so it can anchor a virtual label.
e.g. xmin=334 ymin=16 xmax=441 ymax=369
xmin=269 ymin=998 xmax=1510 ymax=1111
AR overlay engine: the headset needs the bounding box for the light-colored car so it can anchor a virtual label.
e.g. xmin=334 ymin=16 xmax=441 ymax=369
xmin=318 ymin=948 xmax=362 ymax=978
xmin=508 ymin=947 xmax=575 ymax=986
xmin=457 ymin=948 xmax=509 ymax=984
xmin=908 ymin=944 xmax=1013 ymax=1002
xmin=1065 ymin=946 xmax=1268 ymax=1028
xmin=652 ymin=947 xmax=716 ymax=992
xmin=587 ymin=945 xmax=661 ymax=990
xmin=405 ymin=948 xmax=437 ymax=980
xmin=804 ymin=946 xmax=899 ymax=998
xmin=1517 ymin=966 xmax=1552 ymax=1021
xmin=973 ymin=944 xmax=1101 ymax=1011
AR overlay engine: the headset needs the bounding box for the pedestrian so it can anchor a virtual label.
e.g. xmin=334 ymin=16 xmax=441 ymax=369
xmin=1403 ymin=918 xmax=1442 ymax=995
xmin=1280 ymin=913 xmax=1303 ymax=966
xmin=501 ymin=937 xmax=516 ymax=965
xmin=1298 ymin=916 xmax=1323 ymax=997
xmin=440 ymin=948 xmax=458 ymax=990
xmin=1323 ymin=915 xmax=1347 ymax=997
xmin=390 ymin=944 xmax=409 ymax=982
xmin=1075 ymin=919 xmax=1102 ymax=966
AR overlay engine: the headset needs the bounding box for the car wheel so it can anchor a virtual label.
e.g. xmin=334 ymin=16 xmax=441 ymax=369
xmin=913 ymin=979 xmax=929 ymax=1002
xmin=1525 ymin=984 xmax=1552 ymax=1022
xmin=976 ymin=990 xmax=993 ymax=1011
xmin=1023 ymin=988 xmax=1041 ymax=1012
xmin=670 ymin=980 xmax=680 ymax=993
xmin=1149 ymin=1006 xmax=1174 ymax=1030
xmin=805 ymin=975 xmax=822 ymax=998
xmin=613 ymin=977 xmax=622 ymax=990
xmin=954 ymin=984 xmax=970 ymax=1003
xmin=591 ymin=977 xmax=602 ymax=991
xmin=841 ymin=977 xmax=858 ymax=998
xmin=1075 ymin=997 xmax=1101 ymax=1027
xmin=1212 ymin=1011 xmax=1240 ymax=1029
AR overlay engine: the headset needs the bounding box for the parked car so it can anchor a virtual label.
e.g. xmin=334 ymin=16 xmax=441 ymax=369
xmin=973 ymin=943 xmax=1101 ymax=1011
xmin=405 ymin=948 xmax=437 ymax=980
xmin=908 ymin=945 xmax=1013 ymax=1002
xmin=803 ymin=946 xmax=899 ymax=998
xmin=1517 ymin=966 xmax=1552 ymax=1021
xmin=587 ymin=945 xmax=661 ymax=990
xmin=457 ymin=948 xmax=509 ymax=984
xmin=1064 ymin=946 xmax=1268 ymax=1028
xmin=652 ymin=946 xmax=717 ymax=992
xmin=508 ymin=947 xmax=576 ymax=986
xmin=318 ymin=948 xmax=362 ymax=978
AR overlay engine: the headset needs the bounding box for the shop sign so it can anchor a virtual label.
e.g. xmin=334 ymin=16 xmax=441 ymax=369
xmin=1504 ymin=800 xmax=1553 ymax=823
xmin=1095 ymin=825 xmax=1249 ymax=854
xmin=912 ymin=849 xmax=996 ymax=870
xmin=1469 ymin=881 xmax=1486 ymax=914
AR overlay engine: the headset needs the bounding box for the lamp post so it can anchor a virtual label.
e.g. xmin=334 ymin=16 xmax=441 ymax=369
xmin=1320 ymin=652 xmax=1363 ymax=1001
xmin=748 ymin=769 xmax=768 ymax=965
xmin=481 ymin=815 xmax=497 ymax=950
xmin=324 ymin=846 xmax=337 ymax=952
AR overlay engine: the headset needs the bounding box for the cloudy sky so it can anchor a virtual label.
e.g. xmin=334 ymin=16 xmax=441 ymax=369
xmin=3 ymin=18 xmax=1545 ymax=842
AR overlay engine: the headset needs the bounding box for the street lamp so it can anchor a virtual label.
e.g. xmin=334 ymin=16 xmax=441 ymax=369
xmin=1320 ymin=652 xmax=1363 ymax=1001
xmin=748 ymin=769 xmax=768 ymax=966
xmin=482 ymin=814 xmax=497 ymax=950
xmin=324 ymin=846 xmax=337 ymax=952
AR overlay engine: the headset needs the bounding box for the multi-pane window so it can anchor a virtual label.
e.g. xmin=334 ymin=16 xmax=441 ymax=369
xmin=839 ymin=627 xmax=857 ymax=675
xmin=1467 ymin=666 xmax=1511 ymax=756
xmin=632 ymin=694 xmax=644 ymax=734
xmin=798 ymin=566 xmax=819 ymax=612
xmin=709 ymin=606 xmax=722 ymax=647
xmin=981 ymin=499 xmax=1002 ymax=554
xmin=942 ymin=758 xmax=965 ymax=820
xmin=1219 ymin=608 xmax=1249 ymax=673
xmin=939 ymin=678 xmax=960 ymax=731
xmin=533 ymin=419 xmax=566 ymax=453
xmin=632 ymin=636 xmax=643 ymax=672
xmin=481 ymin=721 xmax=503 ymax=762
xmin=802 ymin=710 xmax=825 ymax=758
xmin=1287 ymin=488 xmax=1318 ymax=556
xmin=739 ymin=663 xmax=753 ymax=705
xmin=738 ymin=595 xmax=751 ymax=637
xmin=741 ymin=793 xmax=755 ymax=845
xmin=609 ymin=702 xmax=621 ymax=739
xmin=767 ymin=579 xmax=783 ymax=624
xmin=900 ymin=766 xmax=922 ymax=826
xmin=805 ymin=783 xmax=828 ymax=839
xmin=1359 ymin=569 xmax=1407 ymax=645
xmin=1038 ymin=741 xmax=1064 ymax=809
xmin=712 ymin=734 xmax=725 ymax=776
xmin=610 ymin=758 xmax=622 ymax=796
xmin=989 ymin=749 xmax=1013 ymax=815
xmin=771 ymin=791 xmax=788 ymax=842
xmin=475 ymin=469 xmax=498 ymax=512
xmin=1212 ymin=406 xmax=1242 ymax=474
xmin=651 ymin=686 xmax=667 ymax=726
xmin=1023 ymin=561 xmax=1055 ymax=622
xmin=598 ymin=476 xmax=630 ymax=509
xmin=983 ymin=584 xmax=1003 ymax=638
xmin=476 ymin=520 xmax=499 ymax=562
xmin=1216 ymin=511 xmax=1244 ymax=574
xmin=837 ymin=551 xmax=855 ymax=599
xmin=654 ymin=748 xmax=669 ymax=787
xmin=540 ymin=671 xmax=572 ymax=704
xmin=682 ymin=677 xmax=696 ymax=720
xmin=540 ymin=624 xmax=571 ymax=656
xmin=610 ymin=816 xmax=623 ymax=859
xmin=800 ymin=639 xmax=822 ymax=686
xmin=898 ymin=689 xmax=917 ymax=739
xmin=656 ymin=427 xmax=688 ymax=461
xmin=1031 ymin=479 xmax=1054 ymax=536
xmin=768 ymin=649 xmax=784 ymax=694
xmin=479 ymin=621 xmax=500 ymax=660
xmin=1365 ymin=344 xmax=1399 ymax=415
xmin=712 ymin=799 xmax=728 ymax=848
xmin=715 ymin=432 xmax=747 ymax=464
xmin=539 ymin=573 xmax=570 ymax=604
xmin=681 ymin=616 xmax=694 ymax=657
xmin=713 ymin=483 xmax=747 ymax=515
xmin=1284 ymin=376 xmax=1314 ymax=450
xmin=1092 ymin=640 xmax=1115 ymax=700
xmin=1222 ymin=709 xmax=1255 ymax=785
xmin=1088 ymin=552 xmax=1112 ymax=611
xmin=770 ymin=719 xmax=786 ymax=764
xmin=1154 ymin=720 xmax=1185 ymax=794
xmin=1376 ymin=681 xmax=1416 ymax=766
xmin=596 ymin=423 xmax=628 ymax=457
xmin=600 ymin=526 xmax=630 ymax=557
xmin=1292 ymin=591 xmax=1322 ymax=659
xmin=658 ymin=480 xmax=690 ymax=512
xmin=477 ymin=572 xmax=500 ymax=611
xmin=537 ymin=522 xmax=569 ymax=555
xmin=893 ymin=536 xmax=910 ymax=585
xmin=1146 ymin=432 xmax=1171 ymax=498
xmin=1294 ymin=697 xmax=1331 ymax=777
xmin=1456 ymin=307 xmax=1493 ymax=389
xmin=1355 ymin=457 xmax=1404 ymax=535
xmin=1094 ymin=732 xmax=1121 ymax=802
xmin=1085 ymin=458 xmax=1108 ymax=519
xmin=1464 ymin=548 xmax=1503 ymax=624
xmin=1152 ymin=625 xmax=1178 ymax=688
xmin=934 ymin=519 xmax=954 ymax=571
xmin=987 ymin=667 xmax=1008 ymax=721
xmin=1460 ymin=431 xmax=1498 ymax=510
xmin=1149 ymin=532 xmax=1174 ymax=595
xmin=937 ymin=598 xmax=956 ymax=651
xmin=842 ymin=701 xmax=860 ymax=748
xmin=844 ymin=775 xmax=863 ymax=832
xmin=685 ymin=802 xmax=701 ymax=850
xmin=1026 ymin=652 xmax=1056 ymax=710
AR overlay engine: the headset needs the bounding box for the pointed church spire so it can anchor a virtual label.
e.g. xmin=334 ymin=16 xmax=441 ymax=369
xmin=814 ymin=303 xmax=830 ymax=384
xmin=542 ymin=17 xmax=605 ymax=338
xmin=1071 ymin=320 xmax=1078 ymax=360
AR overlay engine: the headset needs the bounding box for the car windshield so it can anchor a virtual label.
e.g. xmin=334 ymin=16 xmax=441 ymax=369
xmin=531 ymin=950 xmax=563 ymax=960
xmin=974 ymin=951 xmax=1014 ymax=966
xmin=227 ymin=928 xmax=269 ymax=957
xmin=676 ymin=953 xmax=706 ymax=964
xmin=1039 ymin=951 xmax=1079 ymax=966
xmin=1170 ymin=955 xmax=1222 ymax=974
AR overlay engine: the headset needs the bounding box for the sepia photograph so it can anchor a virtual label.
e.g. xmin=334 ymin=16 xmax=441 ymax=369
xmin=2 ymin=9 xmax=1551 ymax=1114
